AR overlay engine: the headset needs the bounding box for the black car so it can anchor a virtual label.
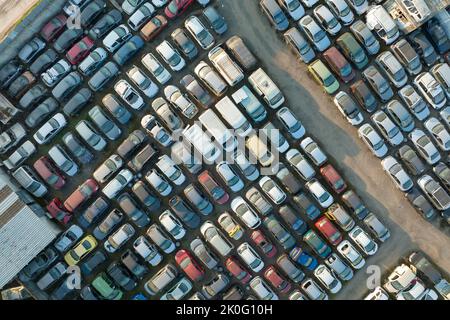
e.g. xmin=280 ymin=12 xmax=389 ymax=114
xmin=279 ymin=204 xmax=308 ymax=235
xmin=63 ymin=132 xmax=94 ymax=164
xmin=106 ymin=262 xmax=137 ymax=291
xmin=408 ymin=31 xmax=439 ymax=66
xmin=406 ymin=188 xmax=437 ymax=221
xmin=78 ymin=197 xmax=109 ymax=228
xmin=81 ymin=0 xmax=107 ymax=28
xmin=408 ymin=251 xmax=443 ymax=285
xmin=0 ymin=60 xmax=22 ymax=89
xmin=18 ymin=247 xmax=58 ymax=281
xmin=19 ymin=84 xmax=48 ymax=110
xmin=7 ymin=71 xmax=35 ymax=98
xmin=63 ymin=87 xmax=93 ymax=117
xmin=112 ymin=35 xmax=144 ymax=66
xmin=168 ymin=195 xmax=201 ymax=229
xmin=25 ymin=97 xmax=58 ymax=128
xmin=52 ymin=72 xmax=82 ymax=102
xmin=18 ymin=37 xmax=46 ymax=64
xmin=117 ymin=193 xmax=151 ymax=228
xmin=121 ymin=250 xmax=148 ymax=279
xmin=88 ymin=61 xmax=119 ymax=92
xmin=131 ymin=180 xmax=160 ymax=211
xmin=292 ymin=192 xmax=321 ymax=220
xmin=88 ymin=9 xmax=122 ymax=40
xmin=171 ymin=28 xmax=198 ymax=60
xmin=54 ymin=28 xmax=84 ymax=53
xmin=30 ymin=49 xmax=58 ymax=75
xmin=80 ymin=250 xmax=107 ymax=276
xmin=50 ymin=280 xmax=74 ymax=300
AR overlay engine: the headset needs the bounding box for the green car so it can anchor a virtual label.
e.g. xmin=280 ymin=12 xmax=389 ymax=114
xmin=337 ymin=32 xmax=369 ymax=70
xmin=308 ymin=60 xmax=340 ymax=95
xmin=92 ymin=273 xmax=123 ymax=300
xmin=303 ymin=229 xmax=332 ymax=258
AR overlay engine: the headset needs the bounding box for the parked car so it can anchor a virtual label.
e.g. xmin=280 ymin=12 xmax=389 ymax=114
xmin=260 ymin=0 xmax=289 ymax=31
xmin=33 ymin=113 xmax=67 ymax=145
xmin=40 ymin=14 xmax=67 ymax=42
xmin=103 ymin=25 xmax=132 ymax=53
xmin=64 ymin=179 xmax=99 ymax=212
xmin=63 ymin=132 xmax=94 ymax=164
xmin=75 ymin=120 xmax=107 ymax=151
xmin=299 ymin=15 xmax=330 ymax=52
xmin=89 ymin=9 xmax=122 ymax=40
xmin=18 ymin=37 xmax=46 ymax=64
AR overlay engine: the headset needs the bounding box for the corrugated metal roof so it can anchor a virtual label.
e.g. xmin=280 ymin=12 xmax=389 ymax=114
xmin=0 ymin=183 xmax=58 ymax=288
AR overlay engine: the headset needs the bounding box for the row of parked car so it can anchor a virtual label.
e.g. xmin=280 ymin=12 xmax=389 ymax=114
xmin=365 ymin=250 xmax=450 ymax=300
xmin=260 ymin=0 xmax=450 ymax=222
xmin=12 ymin=0 xmax=389 ymax=300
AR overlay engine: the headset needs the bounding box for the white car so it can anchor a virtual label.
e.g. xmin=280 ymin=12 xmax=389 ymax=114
xmin=278 ymin=0 xmax=305 ymax=20
xmin=299 ymin=15 xmax=331 ymax=52
xmin=440 ymin=106 xmax=450 ymax=129
xmin=232 ymin=150 xmax=260 ymax=181
xmin=259 ymin=176 xmax=286 ymax=205
xmin=313 ymin=5 xmax=342 ymax=35
xmin=398 ymin=85 xmax=430 ymax=121
xmin=103 ymin=25 xmax=132 ymax=53
xmin=159 ymin=210 xmax=186 ymax=240
xmin=145 ymin=169 xmax=172 ymax=196
xmin=337 ymin=240 xmax=365 ymax=269
xmin=164 ymin=85 xmax=198 ymax=119
xmin=348 ymin=226 xmax=378 ymax=256
xmin=141 ymin=53 xmax=171 ymax=85
xmin=305 ymin=178 xmax=333 ymax=208
xmin=160 ymin=277 xmax=193 ymax=300
xmin=156 ymin=154 xmax=186 ymax=186
xmin=48 ymin=145 xmax=79 ymax=177
xmin=300 ymin=137 xmax=327 ymax=166
xmin=93 ymin=154 xmax=123 ymax=184
xmin=3 ymin=140 xmax=36 ymax=170
xmin=365 ymin=286 xmax=389 ymax=300
xmin=358 ymin=123 xmax=388 ymax=158
xmin=33 ymin=113 xmax=67 ymax=144
xmin=333 ymin=91 xmax=364 ymax=126
xmin=127 ymin=2 xmax=155 ymax=31
xmin=431 ymin=62 xmax=450 ymax=98
xmin=276 ymin=106 xmax=305 ymax=139
xmin=301 ymin=0 xmax=318 ymax=7
xmin=409 ymin=129 xmax=441 ymax=165
xmin=384 ymin=264 xmax=416 ymax=293
xmin=152 ymin=0 xmax=168 ymax=6
xmin=249 ymin=277 xmax=279 ymax=300
xmin=346 ymin=0 xmax=368 ymax=14
xmin=102 ymin=169 xmax=134 ymax=199
xmin=114 ymin=79 xmax=145 ymax=110
xmin=127 ymin=65 xmax=159 ymax=98
xmin=237 ymin=242 xmax=264 ymax=272
xmin=301 ymin=278 xmax=328 ymax=300
xmin=133 ymin=236 xmax=162 ymax=266
xmin=314 ymin=264 xmax=342 ymax=294
xmin=184 ymin=16 xmax=215 ymax=50
xmin=381 ymin=156 xmax=413 ymax=191
xmin=79 ymin=48 xmax=108 ymax=76
xmin=418 ymin=175 xmax=450 ymax=211
xmin=122 ymin=0 xmax=144 ymax=14
xmin=54 ymin=224 xmax=83 ymax=252
xmin=41 ymin=59 xmax=71 ymax=87
xmin=156 ymin=40 xmax=186 ymax=71
xmin=396 ymin=278 xmax=435 ymax=300
xmin=375 ymin=51 xmax=408 ymax=88
xmin=216 ymin=162 xmax=244 ymax=192
xmin=325 ymin=0 xmax=354 ymax=25
xmin=141 ymin=115 xmax=173 ymax=147
xmin=324 ymin=253 xmax=354 ymax=281
xmin=424 ymin=117 xmax=450 ymax=151
xmin=371 ymin=110 xmax=404 ymax=146
xmin=285 ymin=148 xmax=315 ymax=180
xmin=414 ymin=72 xmax=447 ymax=109
xmin=231 ymin=197 xmax=261 ymax=229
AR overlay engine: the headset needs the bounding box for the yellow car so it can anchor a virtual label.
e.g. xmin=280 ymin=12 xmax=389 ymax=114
xmin=64 ymin=235 xmax=98 ymax=266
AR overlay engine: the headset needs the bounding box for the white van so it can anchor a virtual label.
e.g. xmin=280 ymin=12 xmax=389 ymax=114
xmin=208 ymin=46 xmax=244 ymax=86
xmin=215 ymin=96 xmax=252 ymax=137
xmin=245 ymin=133 xmax=275 ymax=168
xmin=199 ymin=109 xmax=238 ymax=152
xmin=182 ymin=124 xmax=221 ymax=163
xmin=248 ymin=68 xmax=285 ymax=109
xmin=365 ymin=5 xmax=399 ymax=45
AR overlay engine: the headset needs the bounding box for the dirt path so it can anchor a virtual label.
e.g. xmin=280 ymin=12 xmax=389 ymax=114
xmin=0 ymin=0 xmax=42 ymax=42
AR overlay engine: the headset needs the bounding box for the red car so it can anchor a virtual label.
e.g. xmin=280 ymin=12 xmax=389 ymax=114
xmin=198 ymin=170 xmax=229 ymax=205
xmin=250 ymin=230 xmax=277 ymax=258
xmin=264 ymin=266 xmax=292 ymax=294
xmin=225 ymin=257 xmax=252 ymax=284
xmin=33 ymin=156 xmax=65 ymax=190
xmin=175 ymin=249 xmax=205 ymax=281
xmin=64 ymin=178 xmax=99 ymax=212
xmin=320 ymin=164 xmax=347 ymax=194
xmin=314 ymin=216 xmax=342 ymax=246
xmin=66 ymin=36 xmax=95 ymax=65
xmin=47 ymin=198 xmax=72 ymax=225
xmin=40 ymin=14 xmax=67 ymax=42
xmin=164 ymin=0 xmax=195 ymax=19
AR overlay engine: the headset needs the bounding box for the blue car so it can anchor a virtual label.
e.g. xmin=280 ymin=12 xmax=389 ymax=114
xmin=113 ymin=35 xmax=144 ymax=66
xmin=132 ymin=293 xmax=148 ymax=300
xmin=289 ymin=246 xmax=318 ymax=271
